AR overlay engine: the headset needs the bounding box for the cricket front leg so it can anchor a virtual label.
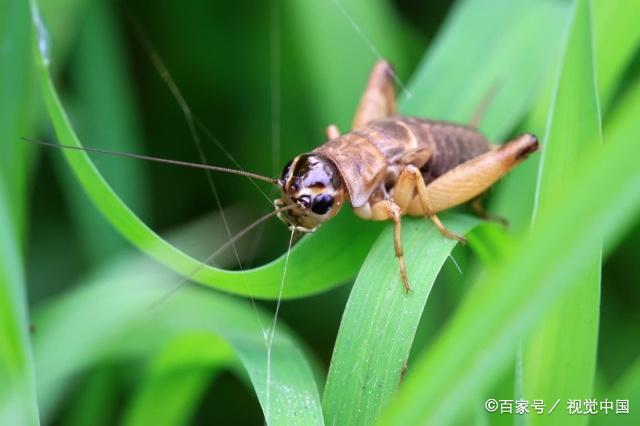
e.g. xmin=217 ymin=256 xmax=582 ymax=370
xmin=369 ymin=200 xmax=411 ymax=292
xmin=395 ymin=165 xmax=467 ymax=244
xmin=352 ymin=60 xmax=397 ymax=129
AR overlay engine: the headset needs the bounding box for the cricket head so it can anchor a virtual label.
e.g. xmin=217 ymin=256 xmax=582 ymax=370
xmin=276 ymin=153 xmax=345 ymax=232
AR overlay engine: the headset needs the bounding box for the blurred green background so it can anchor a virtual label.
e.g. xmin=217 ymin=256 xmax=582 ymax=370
xmin=1 ymin=0 xmax=639 ymax=424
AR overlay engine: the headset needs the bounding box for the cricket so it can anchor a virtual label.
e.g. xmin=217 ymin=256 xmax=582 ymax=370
xmin=28 ymin=60 xmax=539 ymax=293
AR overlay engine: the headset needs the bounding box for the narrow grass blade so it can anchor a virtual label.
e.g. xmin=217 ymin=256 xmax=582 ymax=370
xmin=123 ymin=334 xmax=236 ymax=426
xmin=323 ymin=214 xmax=479 ymax=425
xmin=523 ymin=2 xmax=602 ymax=423
xmin=377 ymin=104 xmax=640 ymax=426
xmin=33 ymin=259 xmax=324 ymax=424
xmin=0 ymin=183 xmax=39 ymax=425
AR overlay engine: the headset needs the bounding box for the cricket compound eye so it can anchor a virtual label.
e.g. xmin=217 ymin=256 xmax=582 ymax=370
xmin=311 ymin=193 xmax=334 ymax=215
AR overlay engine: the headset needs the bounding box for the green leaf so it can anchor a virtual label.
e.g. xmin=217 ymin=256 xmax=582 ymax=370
xmin=0 ymin=182 xmax=39 ymax=425
xmin=376 ymin=86 xmax=640 ymax=426
xmin=523 ymin=2 xmax=602 ymax=424
xmin=33 ymin=258 xmax=324 ymax=425
xmin=323 ymin=214 xmax=479 ymax=425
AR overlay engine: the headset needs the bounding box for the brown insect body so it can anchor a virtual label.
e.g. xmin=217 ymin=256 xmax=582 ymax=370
xmin=278 ymin=60 xmax=539 ymax=291
xmin=315 ymin=117 xmax=493 ymax=209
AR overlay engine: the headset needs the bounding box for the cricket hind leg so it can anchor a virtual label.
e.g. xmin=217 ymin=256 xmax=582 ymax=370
xmin=408 ymin=133 xmax=539 ymax=215
xmin=352 ymin=60 xmax=397 ymax=129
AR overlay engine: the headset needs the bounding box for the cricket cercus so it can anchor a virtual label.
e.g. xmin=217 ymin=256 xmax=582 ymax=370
xmin=275 ymin=61 xmax=539 ymax=291
xmin=29 ymin=60 xmax=539 ymax=292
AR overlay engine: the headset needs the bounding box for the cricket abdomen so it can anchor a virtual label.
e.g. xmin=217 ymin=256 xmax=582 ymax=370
xmin=368 ymin=117 xmax=494 ymax=184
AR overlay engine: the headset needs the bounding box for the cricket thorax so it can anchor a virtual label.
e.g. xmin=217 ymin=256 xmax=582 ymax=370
xmin=276 ymin=153 xmax=346 ymax=232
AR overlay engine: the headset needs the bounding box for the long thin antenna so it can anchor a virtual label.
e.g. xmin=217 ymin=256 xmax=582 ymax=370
xmin=149 ymin=204 xmax=295 ymax=308
xmin=23 ymin=137 xmax=280 ymax=185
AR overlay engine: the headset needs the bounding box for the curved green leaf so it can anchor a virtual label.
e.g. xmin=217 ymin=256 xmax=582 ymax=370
xmin=33 ymin=259 xmax=324 ymax=424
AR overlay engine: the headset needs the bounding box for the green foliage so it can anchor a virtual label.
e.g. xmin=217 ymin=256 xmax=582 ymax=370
xmin=1 ymin=0 xmax=638 ymax=424
xmin=523 ymin=2 xmax=602 ymax=424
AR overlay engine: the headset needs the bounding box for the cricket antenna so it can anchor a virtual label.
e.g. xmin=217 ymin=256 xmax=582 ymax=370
xmin=149 ymin=204 xmax=296 ymax=308
xmin=22 ymin=137 xmax=281 ymax=186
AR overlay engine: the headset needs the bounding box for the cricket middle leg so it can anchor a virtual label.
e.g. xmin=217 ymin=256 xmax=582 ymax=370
xmin=394 ymin=165 xmax=467 ymax=243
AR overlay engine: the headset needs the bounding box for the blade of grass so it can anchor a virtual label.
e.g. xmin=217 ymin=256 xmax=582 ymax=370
xmin=0 ymin=182 xmax=39 ymax=425
xmin=323 ymin=214 xmax=479 ymax=425
xmin=524 ymin=3 xmax=602 ymax=424
xmin=376 ymin=95 xmax=640 ymax=426
xmin=32 ymin=258 xmax=324 ymax=424
xmin=123 ymin=333 xmax=236 ymax=426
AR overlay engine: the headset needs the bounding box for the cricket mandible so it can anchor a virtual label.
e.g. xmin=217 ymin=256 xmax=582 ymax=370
xmin=276 ymin=60 xmax=539 ymax=291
